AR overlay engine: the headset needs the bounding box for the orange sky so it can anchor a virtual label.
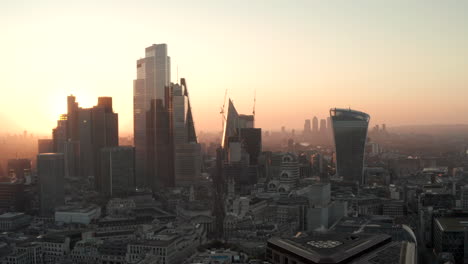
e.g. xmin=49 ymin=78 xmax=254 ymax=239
xmin=1 ymin=0 xmax=468 ymax=136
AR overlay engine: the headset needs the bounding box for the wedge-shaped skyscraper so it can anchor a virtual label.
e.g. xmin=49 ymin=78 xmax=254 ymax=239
xmin=330 ymin=108 xmax=370 ymax=184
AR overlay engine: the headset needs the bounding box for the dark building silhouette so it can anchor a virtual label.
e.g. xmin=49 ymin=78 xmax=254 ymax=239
xmin=146 ymin=97 xmax=174 ymax=190
xmin=239 ymin=128 xmax=262 ymax=166
xmin=312 ymin=116 xmax=319 ymax=133
xmin=101 ymin=146 xmax=135 ymax=197
xmin=38 ymin=139 xmax=53 ymax=154
xmin=52 ymin=115 xmax=67 ymax=153
xmin=134 ymin=44 xmax=171 ymax=189
xmin=51 ymin=96 xmax=118 ymax=192
xmin=91 ymin=97 xmax=119 ymax=191
xmin=38 ymin=153 xmax=65 ymax=216
xmin=0 ymin=182 xmax=26 ymax=211
xmin=330 ymin=108 xmax=370 ymax=184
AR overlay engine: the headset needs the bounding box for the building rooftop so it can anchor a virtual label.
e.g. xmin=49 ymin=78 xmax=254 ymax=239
xmin=268 ymin=232 xmax=391 ymax=263
xmin=435 ymin=217 xmax=468 ymax=232
xmin=0 ymin=212 xmax=26 ymax=219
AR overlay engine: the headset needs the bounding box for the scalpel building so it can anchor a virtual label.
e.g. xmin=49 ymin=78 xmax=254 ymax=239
xmin=330 ymin=108 xmax=370 ymax=184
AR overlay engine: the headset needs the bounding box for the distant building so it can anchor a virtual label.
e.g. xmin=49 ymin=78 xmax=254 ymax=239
xmin=312 ymin=116 xmax=318 ymax=133
xmin=330 ymin=108 xmax=370 ymax=184
xmin=100 ymin=146 xmax=135 ymax=197
xmin=38 ymin=153 xmax=65 ymax=216
xmin=319 ymin=119 xmax=326 ymax=134
xmin=303 ymin=119 xmax=311 ymax=134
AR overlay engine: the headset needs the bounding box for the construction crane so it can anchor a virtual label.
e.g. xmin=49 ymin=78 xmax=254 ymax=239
xmin=219 ymin=89 xmax=228 ymax=131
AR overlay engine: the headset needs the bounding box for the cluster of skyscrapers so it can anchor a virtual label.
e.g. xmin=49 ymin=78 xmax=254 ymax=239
xmin=34 ymin=43 xmax=202 ymax=217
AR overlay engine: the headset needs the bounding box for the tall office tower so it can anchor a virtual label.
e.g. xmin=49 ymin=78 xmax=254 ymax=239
xmin=100 ymin=146 xmax=135 ymax=197
xmin=330 ymin=108 xmax=370 ymax=184
xmin=303 ymin=119 xmax=311 ymax=134
xmin=319 ymin=119 xmax=327 ymax=133
xmin=221 ymin=99 xmax=258 ymax=161
xmin=326 ymin=117 xmax=331 ymax=132
xmin=134 ymin=44 xmax=171 ymax=189
xmin=52 ymin=112 xmax=80 ymax=179
xmin=78 ymin=108 xmax=93 ymax=177
xmin=239 ymin=128 xmax=262 ymax=166
xmin=172 ymin=79 xmax=201 ymax=186
xmin=38 ymin=139 xmax=54 ymax=153
xmin=67 ymin=95 xmax=80 ymax=141
xmin=38 ymin=153 xmax=65 ymax=216
xmin=52 ymin=114 xmax=68 ymax=152
xmin=7 ymin=159 xmax=31 ymax=182
xmin=312 ymin=116 xmax=319 ymax=133
xmin=91 ymin=97 xmax=119 ymax=191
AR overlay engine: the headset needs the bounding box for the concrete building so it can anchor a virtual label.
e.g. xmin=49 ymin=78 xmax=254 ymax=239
xmin=0 ymin=212 xmax=31 ymax=231
xmin=55 ymin=205 xmax=101 ymax=225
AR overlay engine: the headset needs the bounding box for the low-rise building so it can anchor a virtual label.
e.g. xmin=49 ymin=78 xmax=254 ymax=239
xmin=55 ymin=204 xmax=101 ymax=225
xmin=0 ymin=213 xmax=32 ymax=232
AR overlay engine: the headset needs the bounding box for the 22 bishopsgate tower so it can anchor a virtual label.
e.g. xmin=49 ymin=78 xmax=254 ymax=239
xmin=133 ymin=44 xmax=201 ymax=191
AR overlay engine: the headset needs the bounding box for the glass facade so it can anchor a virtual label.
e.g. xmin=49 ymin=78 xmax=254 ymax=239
xmin=330 ymin=108 xmax=370 ymax=184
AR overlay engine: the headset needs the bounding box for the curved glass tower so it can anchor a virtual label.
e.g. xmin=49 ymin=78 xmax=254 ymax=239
xmin=330 ymin=108 xmax=370 ymax=184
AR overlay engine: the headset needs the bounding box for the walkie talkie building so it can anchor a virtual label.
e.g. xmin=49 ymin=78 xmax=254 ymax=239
xmin=330 ymin=108 xmax=370 ymax=184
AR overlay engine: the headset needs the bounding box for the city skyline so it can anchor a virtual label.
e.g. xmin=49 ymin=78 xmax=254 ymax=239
xmin=2 ymin=0 xmax=468 ymax=135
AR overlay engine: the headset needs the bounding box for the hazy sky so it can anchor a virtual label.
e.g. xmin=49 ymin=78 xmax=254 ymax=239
xmin=1 ymin=0 xmax=468 ymax=136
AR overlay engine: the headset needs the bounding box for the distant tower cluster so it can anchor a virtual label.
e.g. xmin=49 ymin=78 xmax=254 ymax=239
xmin=330 ymin=108 xmax=370 ymax=184
xmin=301 ymin=115 xmax=332 ymax=144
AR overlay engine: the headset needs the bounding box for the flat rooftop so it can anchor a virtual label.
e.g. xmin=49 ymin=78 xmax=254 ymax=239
xmin=435 ymin=217 xmax=468 ymax=232
xmin=268 ymin=232 xmax=391 ymax=263
xmin=0 ymin=212 xmax=25 ymax=219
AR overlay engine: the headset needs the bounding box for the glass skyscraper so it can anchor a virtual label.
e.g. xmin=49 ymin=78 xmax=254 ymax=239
xmin=330 ymin=108 xmax=370 ymax=184
xmin=133 ymin=44 xmax=171 ymax=189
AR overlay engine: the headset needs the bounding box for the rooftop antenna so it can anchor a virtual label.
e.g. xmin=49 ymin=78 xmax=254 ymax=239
xmin=253 ymin=90 xmax=256 ymax=126
xmin=220 ymin=89 xmax=228 ymax=131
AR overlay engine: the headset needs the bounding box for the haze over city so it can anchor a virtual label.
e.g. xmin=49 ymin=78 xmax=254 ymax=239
xmin=2 ymin=0 xmax=468 ymax=135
